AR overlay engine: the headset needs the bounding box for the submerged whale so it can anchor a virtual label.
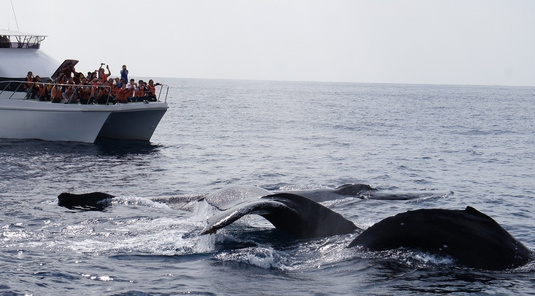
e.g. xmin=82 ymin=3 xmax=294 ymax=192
xmin=57 ymin=186 xmax=531 ymax=270
xmin=58 ymin=192 xmax=114 ymax=210
xmin=200 ymin=183 xmax=380 ymax=208
xmin=56 ymin=183 xmax=399 ymax=212
xmin=284 ymin=183 xmax=433 ymax=202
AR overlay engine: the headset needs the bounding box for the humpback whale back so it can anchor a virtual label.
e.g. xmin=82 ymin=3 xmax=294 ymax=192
xmin=333 ymin=184 xmax=376 ymax=196
xmin=348 ymin=206 xmax=532 ymax=270
xmin=281 ymin=184 xmax=376 ymax=202
xmin=201 ymin=193 xmax=359 ymax=239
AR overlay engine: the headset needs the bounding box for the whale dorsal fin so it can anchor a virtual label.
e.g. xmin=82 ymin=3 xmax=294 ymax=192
xmin=464 ymin=206 xmax=490 ymax=218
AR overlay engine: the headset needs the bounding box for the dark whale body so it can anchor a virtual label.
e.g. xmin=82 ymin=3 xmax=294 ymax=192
xmin=348 ymin=206 xmax=531 ymax=270
xmin=58 ymin=192 xmax=114 ymax=210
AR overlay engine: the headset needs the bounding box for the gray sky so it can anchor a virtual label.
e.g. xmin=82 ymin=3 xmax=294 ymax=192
xmin=2 ymin=0 xmax=535 ymax=86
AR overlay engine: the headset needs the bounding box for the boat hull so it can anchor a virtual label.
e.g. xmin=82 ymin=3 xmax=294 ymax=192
xmin=97 ymin=104 xmax=168 ymax=141
xmin=0 ymin=99 xmax=168 ymax=143
xmin=0 ymin=109 xmax=109 ymax=142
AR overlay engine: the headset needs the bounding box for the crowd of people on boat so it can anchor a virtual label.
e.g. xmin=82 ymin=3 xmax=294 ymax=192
xmin=23 ymin=63 xmax=161 ymax=104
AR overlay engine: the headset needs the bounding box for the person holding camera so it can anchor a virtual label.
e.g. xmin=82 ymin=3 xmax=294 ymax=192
xmin=120 ymin=65 xmax=129 ymax=82
xmin=98 ymin=63 xmax=111 ymax=81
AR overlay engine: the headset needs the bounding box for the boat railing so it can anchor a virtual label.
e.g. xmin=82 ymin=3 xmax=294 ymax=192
xmin=156 ymin=84 xmax=169 ymax=102
xmin=0 ymin=80 xmax=169 ymax=104
xmin=0 ymin=80 xmax=25 ymax=98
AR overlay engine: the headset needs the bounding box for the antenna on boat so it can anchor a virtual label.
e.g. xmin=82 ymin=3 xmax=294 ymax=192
xmin=10 ymin=0 xmax=20 ymax=31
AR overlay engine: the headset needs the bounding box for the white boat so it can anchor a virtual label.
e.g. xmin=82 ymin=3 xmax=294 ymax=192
xmin=0 ymin=29 xmax=169 ymax=143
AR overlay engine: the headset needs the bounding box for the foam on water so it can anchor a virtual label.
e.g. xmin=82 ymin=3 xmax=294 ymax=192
xmin=112 ymin=195 xmax=172 ymax=210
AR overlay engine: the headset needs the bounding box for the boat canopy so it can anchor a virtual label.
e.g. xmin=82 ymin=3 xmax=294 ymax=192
xmin=0 ymin=29 xmax=46 ymax=49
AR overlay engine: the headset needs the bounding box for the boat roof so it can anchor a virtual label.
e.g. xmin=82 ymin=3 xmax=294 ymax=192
xmin=1 ymin=28 xmax=47 ymax=51
xmin=0 ymin=29 xmax=47 ymax=37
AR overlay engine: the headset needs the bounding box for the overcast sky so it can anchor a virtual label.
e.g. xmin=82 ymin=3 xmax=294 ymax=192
xmin=2 ymin=0 xmax=535 ymax=86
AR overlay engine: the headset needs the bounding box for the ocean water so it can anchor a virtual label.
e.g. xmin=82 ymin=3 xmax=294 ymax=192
xmin=1 ymin=79 xmax=534 ymax=295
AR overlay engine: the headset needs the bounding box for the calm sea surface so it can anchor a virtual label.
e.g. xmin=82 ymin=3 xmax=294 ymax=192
xmin=1 ymin=79 xmax=534 ymax=295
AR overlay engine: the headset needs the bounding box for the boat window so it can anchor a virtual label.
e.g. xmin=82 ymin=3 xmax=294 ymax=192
xmin=0 ymin=78 xmax=25 ymax=92
xmin=0 ymin=34 xmax=46 ymax=49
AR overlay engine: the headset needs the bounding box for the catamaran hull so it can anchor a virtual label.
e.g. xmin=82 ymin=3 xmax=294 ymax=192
xmin=97 ymin=107 xmax=168 ymax=141
xmin=0 ymin=107 xmax=110 ymax=143
xmin=0 ymin=99 xmax=168 ymax=143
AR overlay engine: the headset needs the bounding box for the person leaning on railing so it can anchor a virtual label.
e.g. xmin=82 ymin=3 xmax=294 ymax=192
xmin=35 ymin=77 xmax=51 ymax=101
xmin=51 ymin=81 xmax=63 ymax=103
xmin=147 ymin=79 xmax=160 ymax=101
xmin=132 ymin=79 xmax=146 ymax=102
xmin=108 ymin=78 xmax=118 ymax=101
xmin=78 ymin=78 xmax=92 ymax=104
xmin=95 ymin=80 xmax=116 ymax=105
xmin=28 ymin=75 xmax=42 ymax=99
xmin=89 ymin=78 xmax=100 ymax=103
xmin=116 ymin=83 xmax=129 ymax=103
xmin=125 ymin=79 xmax=136 ymax=102
xmin=61 ymin=78 xmax=77 ymax=103
xmin=40 ymin=79 xmax=53 ymax=101
xmin=24 ymin=71 xmax=34 ymax=99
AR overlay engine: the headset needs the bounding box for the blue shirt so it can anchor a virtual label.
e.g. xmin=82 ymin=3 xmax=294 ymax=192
xmin=120 ymin=69 xmax=128 ymax=82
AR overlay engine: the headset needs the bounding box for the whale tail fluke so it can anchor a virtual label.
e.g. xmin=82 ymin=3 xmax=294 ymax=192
xmin=201 ymin=193 xmax=359 ymax=239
